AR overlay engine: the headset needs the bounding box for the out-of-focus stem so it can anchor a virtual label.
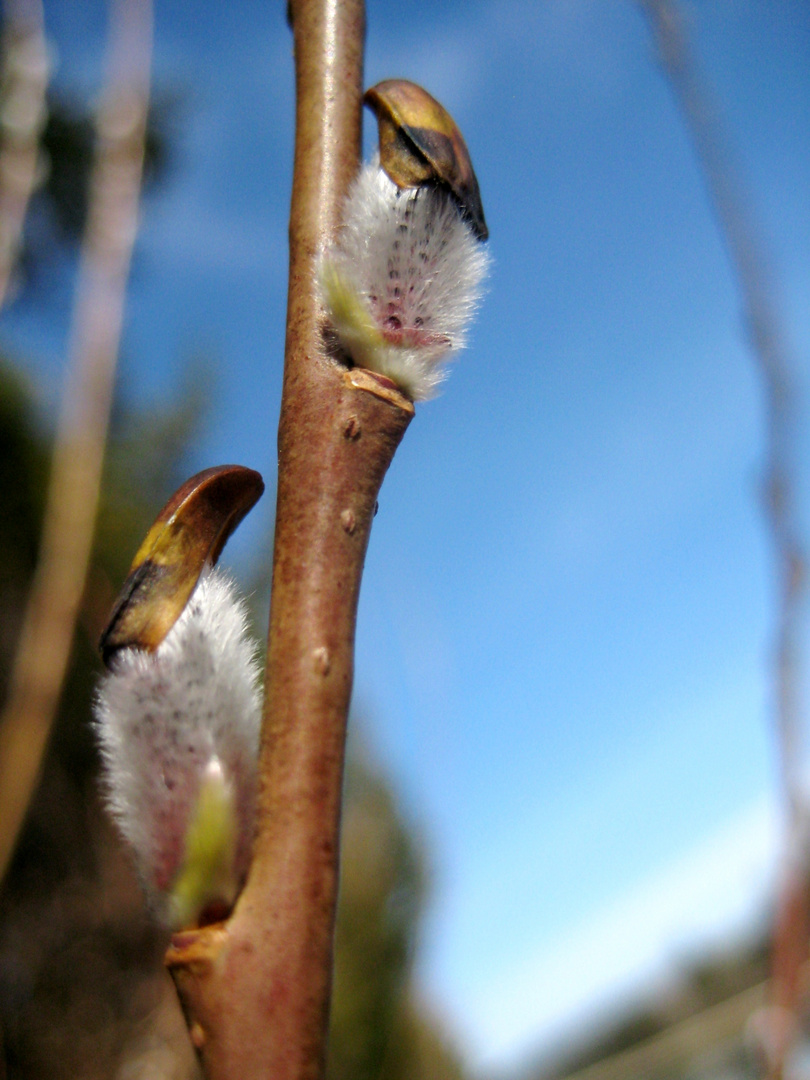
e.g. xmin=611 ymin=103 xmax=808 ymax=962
xmin=639 ymin=3 xmax=807 ymax=1076
xmin=0 ymin=0 xmax=48 ymax=309
xmin=0 ymin=0 xmax=152 ymax=883
xmin=165 ymin=1 xmax=415 ymax=1077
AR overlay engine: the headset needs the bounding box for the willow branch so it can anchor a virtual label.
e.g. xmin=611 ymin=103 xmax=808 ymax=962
xmin=0 ymin=0 xmax=48 ymax=309
xmin=0 ymin=0 xmax=152 ymax=883
xmin=639 ymin=3 xmax=807 ymax=1076
xmin=165 ymin=1 xmax=414 ymax=1078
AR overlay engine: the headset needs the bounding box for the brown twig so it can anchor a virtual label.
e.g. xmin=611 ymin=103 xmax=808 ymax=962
xmin=0 ymin=0 xmax=48 ymax=309
xmin=0 ymin=0 xmax=152 ymax=883
xmin=165 ymin=2 xmax=415 ymax=1077
xmin=639 ymin=3 xmax=807 ymax=1077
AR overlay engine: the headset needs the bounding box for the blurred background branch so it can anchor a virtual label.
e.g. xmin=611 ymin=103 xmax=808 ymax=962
xmin=0 ymin=0 xmax=48 ymax=309
xmin=639 ymin=2 xmax=808 ymax=1077
xmin=0 ymin=0 xmax=152 ymax=882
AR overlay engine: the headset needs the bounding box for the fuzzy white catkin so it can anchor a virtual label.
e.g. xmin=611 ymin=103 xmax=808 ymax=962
xmin=320 ymin=158 xmax=490 ymax=401
xmin=94 ymin=566 xmax=261 ymax=924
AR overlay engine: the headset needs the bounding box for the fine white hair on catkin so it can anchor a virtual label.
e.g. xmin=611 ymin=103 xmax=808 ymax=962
xmin=322 ymin=157 xmax=490 ymax=400
xmin=94 ymin=566 xmax=261 ymax=919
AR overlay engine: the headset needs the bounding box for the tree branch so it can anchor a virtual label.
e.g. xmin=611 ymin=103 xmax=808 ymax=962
xmin=165 ymin=2 xmax=415 ymax=1077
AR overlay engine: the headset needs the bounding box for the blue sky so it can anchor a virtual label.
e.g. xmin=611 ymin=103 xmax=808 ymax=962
xmin=3 ymin=1 xmax=809 ymax=1073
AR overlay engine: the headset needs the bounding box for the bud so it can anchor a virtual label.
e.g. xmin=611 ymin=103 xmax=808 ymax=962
xmin=93 ymin=466 xmax=264 ymax=929
xmin=320 ymin=80 xmax=490 ymax=402
xmin=95 ymin=566 xmax=261 ymax=928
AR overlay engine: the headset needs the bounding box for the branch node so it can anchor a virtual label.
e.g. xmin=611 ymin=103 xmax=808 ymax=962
xmin=343 ymin=367 xmax=416 ymax=413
